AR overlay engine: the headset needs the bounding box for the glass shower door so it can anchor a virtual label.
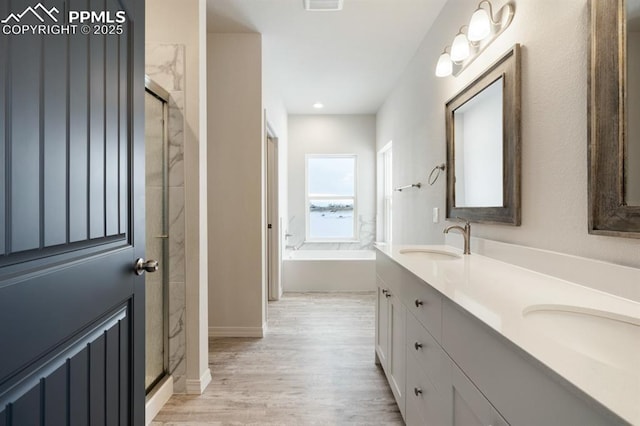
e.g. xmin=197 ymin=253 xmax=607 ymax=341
xmin=144 ymin=83 xmax=169 ymax=393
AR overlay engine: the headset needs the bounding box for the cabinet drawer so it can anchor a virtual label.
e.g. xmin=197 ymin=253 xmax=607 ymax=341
xmin=406 ymin=350 xmax=449 ymax=426
xmin=404 ymin=272 xmax=442 ymax=340
xmin=406 ymin=310 xmax=449 ymax=394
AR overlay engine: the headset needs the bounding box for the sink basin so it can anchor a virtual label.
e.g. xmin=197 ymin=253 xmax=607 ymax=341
xmin=522 ymin=304 xmax=640 ymax=370
xmin=398 ymin=248 xmax=461 ymax=260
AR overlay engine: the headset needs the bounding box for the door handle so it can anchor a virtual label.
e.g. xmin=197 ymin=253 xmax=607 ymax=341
xmin=135 ymin=258 xmax=159 ymax=275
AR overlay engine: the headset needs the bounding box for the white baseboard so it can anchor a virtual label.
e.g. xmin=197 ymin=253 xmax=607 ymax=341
xmin=145 ymin=375 xmax=173 ymax=425
xmin=209 ymin=325 xmax=265 ymax=337
xmin=185 ymin=368 xmax=212 ymax=395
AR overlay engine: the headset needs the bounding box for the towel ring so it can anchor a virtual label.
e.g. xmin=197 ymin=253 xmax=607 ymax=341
xmin=428 ymin=163 xmax=446 ymax=186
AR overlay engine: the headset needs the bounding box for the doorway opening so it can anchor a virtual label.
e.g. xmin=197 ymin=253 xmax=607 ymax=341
xmin=266 ymin=125 xmax=281 ymax=302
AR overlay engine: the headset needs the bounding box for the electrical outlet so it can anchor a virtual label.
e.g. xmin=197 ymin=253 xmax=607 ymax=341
xmin=433 ymin=207 xmax=439 ymax=223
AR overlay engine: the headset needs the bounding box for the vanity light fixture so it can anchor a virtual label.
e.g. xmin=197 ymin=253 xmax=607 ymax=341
xmin=435 ymin=0 xmax=514 ymax=77
xmin=435 ymin=48 xmax=453 ymax=77
xmin=450 ymin=27 xmax=471 ymax=62
xmin=313 ymin=102 xmax=324 ymax=109
xmin=468 ymin=2 xmax=492 ymax=41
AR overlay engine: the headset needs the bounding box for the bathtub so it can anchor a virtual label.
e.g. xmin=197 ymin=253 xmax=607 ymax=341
xmin=282 ymin=250 xmax=376 ymax=292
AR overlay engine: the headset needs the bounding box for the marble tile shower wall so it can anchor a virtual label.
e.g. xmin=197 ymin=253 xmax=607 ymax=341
xmin=146 ymin=44 xmax=186 ymax=393
xmin=288 ymin=214 xmax=376 ymax=250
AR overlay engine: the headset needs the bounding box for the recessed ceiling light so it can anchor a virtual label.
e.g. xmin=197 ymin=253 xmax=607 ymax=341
xmin=313 ymin=102 xmax=324 ymax=109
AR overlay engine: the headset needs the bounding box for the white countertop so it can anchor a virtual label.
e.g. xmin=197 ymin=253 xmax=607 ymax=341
xmin=375 ymin=243 xmax=640 ymax=425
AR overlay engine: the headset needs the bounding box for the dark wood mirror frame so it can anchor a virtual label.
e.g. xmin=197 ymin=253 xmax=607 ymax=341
xmin=446 ymin=44 xmax=521 ymax=225
xmin=589 ymin=0 xmax=640 ymax=237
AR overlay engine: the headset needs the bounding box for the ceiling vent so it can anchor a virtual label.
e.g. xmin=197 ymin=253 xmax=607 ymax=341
xmin=304 ymin=0 xmax=344 ymax=12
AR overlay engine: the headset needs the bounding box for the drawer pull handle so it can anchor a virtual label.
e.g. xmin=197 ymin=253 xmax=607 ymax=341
xmin=414 ymin=342 xmax=423 ymax=350
xmin=415 ymin=299 xmax=424 ymax=307
xmin=385 ymin=292 xmax=392 ymax=298
xmin=381 ymin=289 xmax=388 ymax=295
xmin=414 ymin=387 xmax=423 ymax=396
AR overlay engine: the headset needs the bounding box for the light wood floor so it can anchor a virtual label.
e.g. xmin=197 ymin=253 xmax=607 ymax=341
xmin=151 ymin=292 xmax=403 ymax=425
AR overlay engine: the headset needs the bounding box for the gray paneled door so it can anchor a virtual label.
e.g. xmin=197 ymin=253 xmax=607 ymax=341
xmin=0 ymin=0 xmax=145 ymax=424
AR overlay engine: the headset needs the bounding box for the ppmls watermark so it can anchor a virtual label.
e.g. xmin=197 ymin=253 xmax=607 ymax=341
xmin=1 ymin=2 xmax=126 ymax=36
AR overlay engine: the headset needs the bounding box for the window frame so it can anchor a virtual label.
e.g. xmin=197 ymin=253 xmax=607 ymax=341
xmin=305 ymin=154 xmax=359 ymax=242
xmin=377 ymin=142 xmax=393 ymax=243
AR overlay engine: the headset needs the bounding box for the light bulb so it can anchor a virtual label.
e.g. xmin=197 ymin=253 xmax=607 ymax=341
xmin=450 ymin=32 xmax=470 ymax=62
xmin=435 ymin=52 xmax=452 ymax=77
xmin=468 ymin=8 xmax=491 ymax=41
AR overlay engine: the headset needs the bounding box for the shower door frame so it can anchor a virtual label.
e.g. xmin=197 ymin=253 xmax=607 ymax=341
xmin=144 ymin=76 xmax=170 ymax=395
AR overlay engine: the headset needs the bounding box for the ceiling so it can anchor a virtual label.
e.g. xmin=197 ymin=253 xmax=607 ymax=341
xmin=207 ymin=0 xmax=448 ymax=114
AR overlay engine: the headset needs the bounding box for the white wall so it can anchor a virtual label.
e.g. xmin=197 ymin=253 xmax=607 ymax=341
xmin=288 ymin=115 xmax=376 ymax=249
xmin=146 ymin=0 xmax=210 ymax=394
xmin=207 ymin=33 xmax=266 ymax=336
xmin=377 ymin=0 xmax=640 ymax=268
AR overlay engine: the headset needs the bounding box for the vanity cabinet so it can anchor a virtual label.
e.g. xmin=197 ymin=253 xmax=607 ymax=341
xmin=442 ymin=300 xmax=624 ymax=426
xmin=375 ymin=250 xmax=626 ymax=426
xmin=446 ymin=359 xmax=509 ymax=426
xmin=406 ymin=310 xmax=448 ymax=400
xmin=375 ymin=280 xmax=390 ymax=367
xmin=405 ymin=346 xmax=448 ymax=425
xmin=388 ymin=291 xmax=406 ymax=413
xmin=375 ymin=278 xmax=406 ymax=418
xmin=405 ymin=307 xmax=509 ymax=426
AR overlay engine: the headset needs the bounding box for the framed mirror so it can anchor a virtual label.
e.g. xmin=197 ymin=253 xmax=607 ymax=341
xmin=589 ymin=0 xmax=640 ymax=237
xmin=446 ymin=44 xmax=521 ymax=225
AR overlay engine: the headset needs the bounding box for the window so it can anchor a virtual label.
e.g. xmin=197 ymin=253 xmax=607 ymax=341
xmin=378 ymin=142 xmax=392 ymax=242
xmin=306 ymin=155 xmax=357 ymax=241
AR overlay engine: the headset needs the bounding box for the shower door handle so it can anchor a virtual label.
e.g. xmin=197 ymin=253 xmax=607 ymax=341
xmin=134 ymin=258 xmax=159 ymax=275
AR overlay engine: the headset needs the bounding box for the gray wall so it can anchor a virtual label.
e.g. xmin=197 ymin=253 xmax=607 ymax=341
xmin=207 ymin=33 xmax=266 ymax=334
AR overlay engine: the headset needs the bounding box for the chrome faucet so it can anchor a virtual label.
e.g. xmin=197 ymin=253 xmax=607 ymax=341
xmin=443 ymin=220 xmax=471 ymax=255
